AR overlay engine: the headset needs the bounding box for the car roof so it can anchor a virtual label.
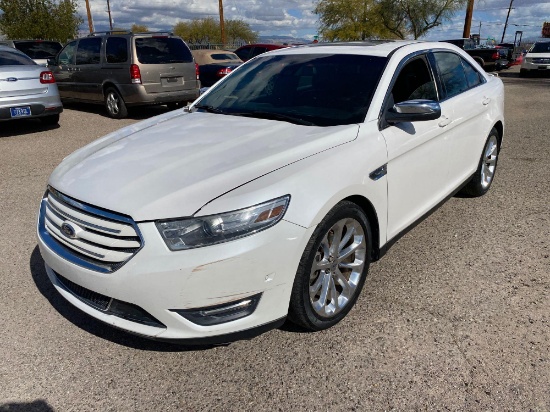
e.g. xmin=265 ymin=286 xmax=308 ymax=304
xmin=265 ymin=40 xmax=425 ymax=58
xmin=237 ymin=43 xmax=286 ymax=49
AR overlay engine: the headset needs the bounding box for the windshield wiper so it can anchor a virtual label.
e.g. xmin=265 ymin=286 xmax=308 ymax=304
xmin=232 ymin=110 xmax=316 ymax=126
xmin=193 ymin=104 xmax=225 ymax=114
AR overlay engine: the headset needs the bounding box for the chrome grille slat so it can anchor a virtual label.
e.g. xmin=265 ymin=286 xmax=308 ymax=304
xmin=47 ymin=194 xmax=136 ymax=236
xmin=40 ymin=188 xmax=144 ymax=272
xmin=45 ymin=207 xmax=140 ymax=249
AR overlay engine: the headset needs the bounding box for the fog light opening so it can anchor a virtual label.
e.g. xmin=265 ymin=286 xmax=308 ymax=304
xmin=172 ymin=293 xmax=262 ymax=326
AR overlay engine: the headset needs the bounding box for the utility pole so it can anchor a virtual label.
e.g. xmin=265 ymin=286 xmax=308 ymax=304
xmin=219 ymin=0 xmax=226 ymax=45
xmin=85 ymin=0 xmax=94 ymax=33
xmin=107 ymin=0 xmax=113 ymax=31
xmin=463 ymin=0 xmax=475 ymax=38
xmin=501 ymin=0 xmax=514 ymax=43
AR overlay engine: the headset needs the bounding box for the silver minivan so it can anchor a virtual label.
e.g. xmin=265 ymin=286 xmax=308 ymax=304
xmin=49 ymin=31 xmax=200 ymax=118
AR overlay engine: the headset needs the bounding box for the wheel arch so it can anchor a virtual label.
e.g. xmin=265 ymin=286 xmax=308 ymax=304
xmin=102 ymin=81 xmax=121 ymax=97
xmin=343 ymin=195 xmax=381 ymax=262
xmin=493 ymin=120 xmax=504 ymax=151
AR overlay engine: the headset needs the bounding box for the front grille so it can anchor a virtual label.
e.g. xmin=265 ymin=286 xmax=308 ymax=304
xmin=54 ymin=271 xmax=165 ymax=328
xmin=56 ymin=273 xmax=111 ymax=311
xmin=533 ymin=58 xmax=550 ymax=64
xmin=39 ymin=187 xmax=143 ymax=273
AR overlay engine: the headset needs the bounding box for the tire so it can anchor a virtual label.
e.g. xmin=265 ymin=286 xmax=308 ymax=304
xmin=104 ymin=87 xmax=128 ymax=119
xmin=288 ymin=201 xmax=372 ymax=331
xmin=519 ymin=68 xmax=528 ymax=78
xmin=473 ymin=57 xmax=485 ymax=69
xmin=459 ymin=128 xmax=500 ymax=197
xmin=40 ymin=114 xmax=59 ymax=126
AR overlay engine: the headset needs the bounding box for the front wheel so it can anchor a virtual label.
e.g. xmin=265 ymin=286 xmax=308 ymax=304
xmin=459 ymin=128 xmax=500 ymax=197
xmin=104 ymin=87 xmax=128 ymax=119
xmin=288 ymin=201 xmax=372 ymax=331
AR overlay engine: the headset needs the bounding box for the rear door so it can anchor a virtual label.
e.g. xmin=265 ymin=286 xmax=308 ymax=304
xmin=74 ymin=37 xmax=103 ymax=101
xmin=52 ymin=40 xmax=78 ymax=98
xmin=133 ymin=36 xmax=197 ymax=94
xmin=429 ymin=51 xmax=493 ymax=188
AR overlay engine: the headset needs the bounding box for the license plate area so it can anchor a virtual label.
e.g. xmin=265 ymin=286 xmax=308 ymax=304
xmin=10 ymin=106 xmax=31 ymax=118
xmin=538 ymin=66 xmax=548 ymax=70
xmin=161 ymin=77 xmax=183 ymax=86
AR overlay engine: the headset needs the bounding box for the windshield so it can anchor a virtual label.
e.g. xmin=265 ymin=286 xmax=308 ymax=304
xmin=0 ymin=50 xmax=36 ymax=65
xmin=196 ymin=53 xmax=387 ymax=126
xmin=531 ymin=42 xmax=550 ymax=53
xmin=14 ymin=41 xmax=62 ymax=59
xmin=135 ymin=37 xmax=193 ymax=64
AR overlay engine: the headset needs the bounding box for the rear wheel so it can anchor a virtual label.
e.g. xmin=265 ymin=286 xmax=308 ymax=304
xmin=459 ymin=128 xmax=500 ymax=197
xmin=104 ymin=87 xmax=128 ymax=119
xmin=288 ymin=201 xmax=372 ymax=331
xmin=40 ymin=114 xmax=59 ymax=126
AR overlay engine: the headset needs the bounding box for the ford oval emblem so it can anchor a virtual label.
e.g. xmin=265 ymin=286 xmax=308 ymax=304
xmin=7 ymin=77 xmax=18 ymax=82
xmin=61 ymin=222 xmax=77 ymax=239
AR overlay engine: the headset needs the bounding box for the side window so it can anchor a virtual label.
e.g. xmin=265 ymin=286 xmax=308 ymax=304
xmin=58 ymin=40 xmax=77 ymax=65
xmin=106 ymin=37 xmax=128 ymax=63
xmin=433 ymin=52 xmax=469 ymax=99
xmin=235 ymin=47 xmax=251 ymax=61
xmin=76 ymin=38 xmax=102 ymax=65
xmin=390 ymin=56 xmax=438 ymax=104
xmin=251 ymin=47 xmax=268 ymax=58
xmin=461 ymin=58 xmax=482 ymax=88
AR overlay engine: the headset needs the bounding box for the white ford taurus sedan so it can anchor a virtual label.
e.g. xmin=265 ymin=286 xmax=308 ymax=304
xmin=37 ymin=41 xmax=504 ymax=344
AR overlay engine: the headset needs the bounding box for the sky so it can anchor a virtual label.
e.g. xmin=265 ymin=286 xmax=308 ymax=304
xmin=80 ymin=0 xmax=549 ymax=43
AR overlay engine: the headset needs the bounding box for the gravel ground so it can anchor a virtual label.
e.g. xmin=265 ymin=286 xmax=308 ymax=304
xmin=0 ymin=66 xmax=548 ymax=411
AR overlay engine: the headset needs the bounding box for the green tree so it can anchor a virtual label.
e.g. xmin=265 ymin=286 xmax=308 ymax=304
xmin=314 ymin=0 xmax=465 ymax=41
xmin=378 ymin=0 xmax=466 ymax=39
xmin=225 ymin=19 xmax=258 ymax=44
xmin=174 ymin=17 xmax=257 ymax=44
xmin=0 ymin=0 xmax=82 ymax=42
xmin=131 ymin=24 xmax=148 ymax=33
xmin=314 ymin=0 xmax=393 ymax=41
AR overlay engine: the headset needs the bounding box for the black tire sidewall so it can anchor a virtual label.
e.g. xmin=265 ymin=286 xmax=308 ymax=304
xmin=290 ymin=201 xmax=372 ymax=331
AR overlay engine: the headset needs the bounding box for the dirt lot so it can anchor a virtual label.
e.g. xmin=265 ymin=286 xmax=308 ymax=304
xmin=0 ymin=66 xmax=549 ymax=411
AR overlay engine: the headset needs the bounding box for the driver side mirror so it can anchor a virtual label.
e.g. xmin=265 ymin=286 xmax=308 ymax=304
xmin=385 ymin=99 xmax=441 ymax=124
xmin=47 ymin=58 xmax=56 ymax=67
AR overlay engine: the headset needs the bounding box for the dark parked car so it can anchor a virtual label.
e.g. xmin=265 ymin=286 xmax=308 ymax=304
xmin=49 ymin=31 xmax=200 ymax=118
xmin=192 ymin=49 xmax=243 ymax=87
xmin=440 ymin=38 xmax=511 ymax=71
xmin=0 ymin=39 xmax=62 ymax=66
xmin=234 ymin=43 xmax=287 ymax=62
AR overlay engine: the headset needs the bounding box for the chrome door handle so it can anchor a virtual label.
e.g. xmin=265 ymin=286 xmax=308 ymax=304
xmin=438 ymin=116 xmax=451 ymax=127
xmin=482 ymin=97 xmax=491 ymax=105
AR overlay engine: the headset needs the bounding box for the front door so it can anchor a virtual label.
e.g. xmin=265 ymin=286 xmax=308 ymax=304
xmin=53 ymin=40 xmax=78 ymax=98
xmin=380 ymin=54 xmax=453 ymax=241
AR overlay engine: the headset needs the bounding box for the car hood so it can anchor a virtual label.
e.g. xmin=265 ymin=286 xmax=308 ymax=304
xmin=49 ymin=111 xmax=359 ymax=221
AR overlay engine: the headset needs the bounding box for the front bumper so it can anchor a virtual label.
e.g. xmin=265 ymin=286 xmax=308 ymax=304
xmin=521 ymin=60 xmax=550 ymax=72
xmin=37 ymin=198 xmax=311 ymax=342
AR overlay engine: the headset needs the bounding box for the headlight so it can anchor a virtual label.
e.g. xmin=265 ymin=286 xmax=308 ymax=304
xmin=156 ymin=195 xmax=290 ymax=251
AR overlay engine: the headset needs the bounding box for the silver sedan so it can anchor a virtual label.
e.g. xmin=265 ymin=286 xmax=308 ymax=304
xmin=0 ymin=45 xmax=63 ymax=126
